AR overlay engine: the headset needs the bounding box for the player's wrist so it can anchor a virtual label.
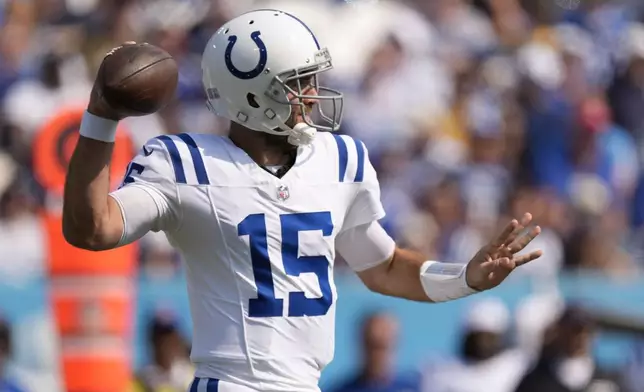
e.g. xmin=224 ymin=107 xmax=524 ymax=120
xmin=79 ymin=110 xmax=118 ymax=143
xmin=464 ymin=262 xmax=486 ymax=292
xmin=87 ymin=87 xmax=123 ymax=121
xmin=419 ymin=261 xmax=477 ymax=302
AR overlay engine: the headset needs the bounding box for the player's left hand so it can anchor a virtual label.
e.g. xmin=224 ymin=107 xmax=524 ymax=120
xmin=465 ymin=213 xmax=543 ymax=291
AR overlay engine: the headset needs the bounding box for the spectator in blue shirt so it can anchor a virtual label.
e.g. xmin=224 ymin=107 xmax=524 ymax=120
xmin=327 ymin=312 xmax=421 ymax=392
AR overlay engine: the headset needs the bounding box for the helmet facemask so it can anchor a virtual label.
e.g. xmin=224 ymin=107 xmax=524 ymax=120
xmin=265 ymin=48 xmax=344 ymax=133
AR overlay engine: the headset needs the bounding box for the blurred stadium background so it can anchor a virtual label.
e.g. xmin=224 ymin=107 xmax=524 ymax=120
xmin=2 ymin=0 xmax=644 ymax=391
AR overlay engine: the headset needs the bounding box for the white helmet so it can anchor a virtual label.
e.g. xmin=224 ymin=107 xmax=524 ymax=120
xmin=202 ymin=9 xmax=344 ymax=145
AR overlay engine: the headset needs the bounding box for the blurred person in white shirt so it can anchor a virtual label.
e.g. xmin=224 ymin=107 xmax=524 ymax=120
xmin=418 ymin=0 xmax=497 ymax=74
xmin=340 ymin=31 xmax=452 ymax=157
xmin=7 ymin=312 xmax=62 ymax=392
xmin=3 ymin=53 xmax=91 ymax=140
xmin=422 ymin=298 xmax=529 ymax=392
xmin=0 ymin=317 xmax=27 ymax=392
xmin=136 ymin=312 xmax=194 ymax=392
xmin=0 ymin=175 xmax=46 ymax=285
xmin=515 ymin=305 xmax=626 ymax=392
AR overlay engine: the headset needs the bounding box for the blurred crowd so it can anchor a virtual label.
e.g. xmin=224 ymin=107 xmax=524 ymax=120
xmin=5 ymin=295 xmax=643 ymax=392
xmin=2 ymin=0 xmax=644 ymax=391
xmin=3 ymin=0 xmax=644 ymax=282
xmin=328 ymin=298 xmax=636 ymax=392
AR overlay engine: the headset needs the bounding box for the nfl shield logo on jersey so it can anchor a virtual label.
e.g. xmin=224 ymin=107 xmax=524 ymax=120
xmin=276 ymin=184 xmax=290 ymax=201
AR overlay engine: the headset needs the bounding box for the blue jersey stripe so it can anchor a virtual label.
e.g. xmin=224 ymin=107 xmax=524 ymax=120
xmin=333 ymin=134 xmax=348 ymax=182
xmin=177 ymin=133 xmax=210 ymax=185
xmin=207 ymin=378 xmax=220 ymax=392
xmin=189 ymin=378 xmax=199 ymax=392
xmin=353 ymin=138 xmax=365 ymax=182
xmin=157 ymin=135 xmax=186 ymax=184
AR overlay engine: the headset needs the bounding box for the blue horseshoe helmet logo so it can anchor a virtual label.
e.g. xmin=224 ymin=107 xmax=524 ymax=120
xmin=225 ymin=31 xmax=268 ymax=80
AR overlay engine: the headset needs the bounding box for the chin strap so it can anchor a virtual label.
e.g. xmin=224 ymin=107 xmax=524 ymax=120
xmin=287 ymin=122 xmax=317 ymax=146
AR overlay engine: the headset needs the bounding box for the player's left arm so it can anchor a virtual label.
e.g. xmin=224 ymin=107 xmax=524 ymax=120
xmin=335 ymin=145 xmax=543 ymax=303
xmin=338 ymin=216 xmax=541 ymax=302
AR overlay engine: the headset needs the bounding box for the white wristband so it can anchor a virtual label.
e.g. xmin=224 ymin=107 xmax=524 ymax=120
xmin=419 ymin=261 xmax=477 ymax=302
xmin=79 ymin=111 xmax=118 ymax=143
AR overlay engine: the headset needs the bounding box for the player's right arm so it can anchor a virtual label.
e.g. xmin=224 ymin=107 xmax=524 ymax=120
xmin=63 ymin=118 xmax=179 ymax=251
xmin=63 ymin=46 xmax=178 ymax=251
xmin=63 ymin=122 xmax=126 ymax=250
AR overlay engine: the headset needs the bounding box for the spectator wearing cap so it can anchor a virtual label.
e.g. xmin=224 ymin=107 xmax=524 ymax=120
xmin=459 ymin=89 xmax=512 ymax=229
xmin=327 ymin=311 xmax=421 ymax=392
xmin=135 ymin=312 xmax=193 ymax=392
xmin=0 ymin=318 xmax=26 ymax=392
xmin=422 ymin=298 xmax=529 ymax=392
xmin=515 ymin=305 xmax=625 ymax=392
xmin=517 ymin=41 xmax=576 ymax=198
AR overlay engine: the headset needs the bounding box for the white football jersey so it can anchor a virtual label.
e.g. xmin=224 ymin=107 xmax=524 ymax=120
xmin=110 ymin=132 xmax=385 ymax=391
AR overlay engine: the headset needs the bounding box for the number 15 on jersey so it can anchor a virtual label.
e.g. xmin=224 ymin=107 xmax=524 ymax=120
xmin=237 ymin=212 xmax=334 ymax=318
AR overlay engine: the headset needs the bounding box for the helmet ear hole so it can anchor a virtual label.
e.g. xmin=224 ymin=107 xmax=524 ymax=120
xmin=246 ymin=93 xmax=260 ymax=108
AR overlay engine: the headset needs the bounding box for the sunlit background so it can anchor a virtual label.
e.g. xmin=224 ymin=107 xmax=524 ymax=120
xmin=1 ymin=0 xmax=644 ymax=391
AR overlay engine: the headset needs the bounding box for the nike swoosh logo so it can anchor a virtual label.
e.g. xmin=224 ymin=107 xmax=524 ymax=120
xmin=142 ymin=146 xmax=153 ymax=156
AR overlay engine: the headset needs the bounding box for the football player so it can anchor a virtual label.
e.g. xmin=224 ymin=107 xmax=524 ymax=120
xmin=62 ymin=9 xmax=543 ymax=392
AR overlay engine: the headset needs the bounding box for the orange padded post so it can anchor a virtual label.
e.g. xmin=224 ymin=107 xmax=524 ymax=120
xmin=33 ymin=107 xmax=137 ymax=392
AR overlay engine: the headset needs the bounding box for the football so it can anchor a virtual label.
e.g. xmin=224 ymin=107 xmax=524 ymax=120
xmin=98 ymin=42 xmax=178 ymax=117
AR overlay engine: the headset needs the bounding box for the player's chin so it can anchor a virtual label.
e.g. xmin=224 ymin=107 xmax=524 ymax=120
xmin=286 ymin=114 xmax=311 ymax=128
